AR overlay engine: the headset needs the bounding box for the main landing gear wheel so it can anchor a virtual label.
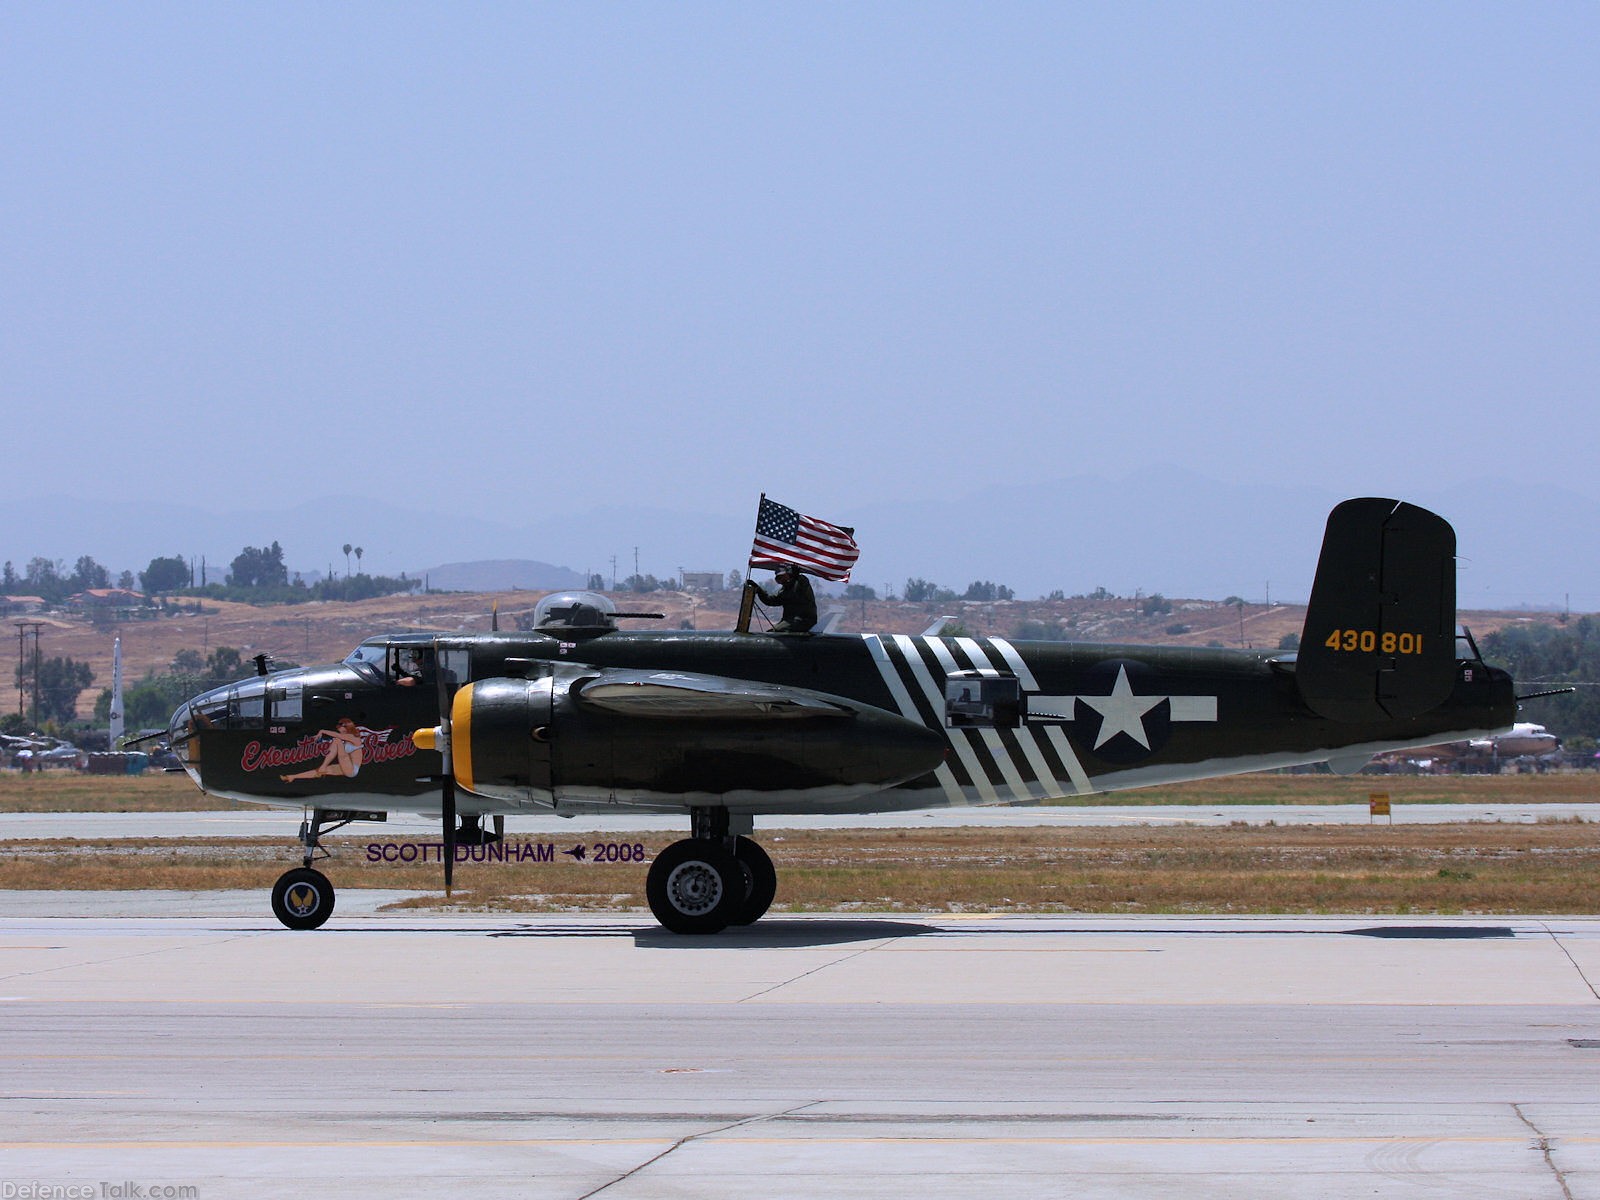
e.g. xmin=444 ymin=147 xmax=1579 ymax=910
xmin=730 ymin=836 xmax=776 ymax=926
xmin=646 ymin=839 xmax=741 ymax=934
xmin=271 ymin=867 xmax=336 ymax=930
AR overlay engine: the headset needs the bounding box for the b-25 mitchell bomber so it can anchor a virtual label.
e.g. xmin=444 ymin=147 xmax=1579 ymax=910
xmin=163 ymin=499 xmax=1521 ymax=934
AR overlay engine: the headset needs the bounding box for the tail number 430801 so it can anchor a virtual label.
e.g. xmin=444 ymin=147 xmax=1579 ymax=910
xmin=1323 ymin=630 xmax=1423 ymax=655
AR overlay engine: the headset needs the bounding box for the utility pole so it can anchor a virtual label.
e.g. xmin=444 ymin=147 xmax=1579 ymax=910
xmin=14 ymin=622 xmax=28 ymax=715
xmin=14 ymin=621 xmax=42 ymax=726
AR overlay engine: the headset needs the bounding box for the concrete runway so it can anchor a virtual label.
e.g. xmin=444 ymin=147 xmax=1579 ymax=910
xmin=3 ymin=909 xmax=1599 ymax=1198
xmin=4 ymin=801 xmax=1599 ymax=840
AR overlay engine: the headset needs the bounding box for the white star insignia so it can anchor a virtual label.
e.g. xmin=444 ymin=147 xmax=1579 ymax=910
xmin=1080 ymin=665 xmax=1165 ymax=749
xmin=1030 ymin=666 xmax=1219 ymax=750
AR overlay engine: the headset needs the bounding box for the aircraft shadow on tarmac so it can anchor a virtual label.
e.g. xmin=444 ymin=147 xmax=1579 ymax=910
xmin=1341 ymin=925 xmax=1515 ymax=939
xmin=472 ymin=920 xmax=1518 ymax=946
xmin=480 ymin=918 xmax=944 ymax=946
xmin=632 ymin=918 xmax=947 ymax=948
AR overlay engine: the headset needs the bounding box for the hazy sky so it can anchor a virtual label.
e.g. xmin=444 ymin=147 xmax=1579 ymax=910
xmin=3 ymin=4 xmax=1596 ymax=575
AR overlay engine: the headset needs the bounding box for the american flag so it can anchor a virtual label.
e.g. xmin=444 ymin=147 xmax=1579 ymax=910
xmin=749 ymin=496 xmax=860 ymax=582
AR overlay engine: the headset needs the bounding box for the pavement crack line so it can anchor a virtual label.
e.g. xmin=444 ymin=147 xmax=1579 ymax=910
xmin=0 ymin=932 xmax=264 ymax=985
xmin=574 ymin=1101 xmax=823 ymax=1200
xmin=736 ymin=937 xmax=903 ymax=1002
xmin=1513 ymin=1103 xmax=1576 ymax=1200
xmin=1539 ymin=922 xmax=1600 ymax=1002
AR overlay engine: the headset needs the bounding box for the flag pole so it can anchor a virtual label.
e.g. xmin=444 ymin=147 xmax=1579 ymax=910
xmin=736 ymin=493 xmax=765 ymax=635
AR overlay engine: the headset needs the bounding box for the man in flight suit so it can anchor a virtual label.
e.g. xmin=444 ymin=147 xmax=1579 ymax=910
xmin=755 ymin=564 xmax=818 ymax=633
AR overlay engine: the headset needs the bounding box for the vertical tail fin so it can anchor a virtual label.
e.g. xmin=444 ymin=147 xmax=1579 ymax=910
xmin=1296 ymin=498 xmax=1457 ymax=722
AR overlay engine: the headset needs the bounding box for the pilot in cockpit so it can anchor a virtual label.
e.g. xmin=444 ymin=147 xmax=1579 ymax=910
xmin=395 ymin=649 xmax=427 ymax=688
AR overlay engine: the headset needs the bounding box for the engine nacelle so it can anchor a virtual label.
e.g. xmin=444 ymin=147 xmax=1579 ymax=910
xmin=440 ymin=666 xmax=947 ymax=810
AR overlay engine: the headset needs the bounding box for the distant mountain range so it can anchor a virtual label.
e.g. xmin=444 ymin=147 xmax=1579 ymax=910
xmin=1 ymin=470 xmax=1594 ymax=610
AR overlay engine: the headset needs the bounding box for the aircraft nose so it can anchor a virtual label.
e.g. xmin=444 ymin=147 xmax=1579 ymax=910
xmin=167 ymin=699 xmax=190 ymax=744
xmin=166 ymin=699 xmax=202 ymax=784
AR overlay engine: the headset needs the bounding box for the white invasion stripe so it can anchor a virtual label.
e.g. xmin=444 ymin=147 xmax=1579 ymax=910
xmin=1169 ymin=696 xmax=1219 ymax=722
xmin=956 ymin=638 xmax=1065 ymax=801
xmin=988 ymin=637 xmax=1094 ymax=796
xmin=1035 ymin=694 xmax=1217 ymax=724
xmin=862 ymin=635 xmax=963 ymax=805
xmin=892 ymin=635 xmax=1000 ymax=805
xmin=945 ymin=638 xmax=1038 ymax=802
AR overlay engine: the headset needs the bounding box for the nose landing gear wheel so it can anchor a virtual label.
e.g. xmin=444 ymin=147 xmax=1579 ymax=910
xmin=646 ymin=840 xmax=741 ymax=934
xmin=271 ymin=867 xmax=336 ymax=930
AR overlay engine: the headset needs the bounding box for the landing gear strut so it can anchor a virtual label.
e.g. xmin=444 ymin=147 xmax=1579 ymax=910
xmin=645 ymin=808 xmax=777 ymax=934
xmin=269 ymin=808 xmax=384 ymax=930
xmin=455 ymin=813 xmax=504 ymax=846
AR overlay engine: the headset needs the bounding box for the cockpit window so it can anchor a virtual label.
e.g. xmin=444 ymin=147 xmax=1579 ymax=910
xmin=344 ymin=643 xmax=388 ymax=670
xmin=390 ymin=645 xmax=434 ymax=688
xmin=229 ymin=688 xmax=264 ymax=725
xmin=270 ymin=684 xmax=302 ymax=722
xmin=176 ymin=682 xmax=265 ymax=733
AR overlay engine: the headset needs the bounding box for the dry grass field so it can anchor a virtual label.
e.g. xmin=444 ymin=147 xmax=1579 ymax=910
xmin=2 ymin=780 xmax=1596 ymax=916
xmin=1052 ymin=772 xmax=1600 ymax=807
xmin=0 ymin=771 xmax=250 ymax=811
xmin=2 ymin=769 xmax=1596 ymax=813
xmin=2 ymin=824 xmax=1594 ymax=915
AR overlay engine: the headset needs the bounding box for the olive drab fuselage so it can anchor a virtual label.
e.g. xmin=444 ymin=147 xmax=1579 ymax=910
xmin=169 ymin=626 xmax=1516 ymax=818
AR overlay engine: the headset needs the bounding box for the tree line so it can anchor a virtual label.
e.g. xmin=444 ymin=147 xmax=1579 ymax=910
xmin=7 ymin=655 xmax=95 ymax=728
xmin=87 ymin=647 xmax=270 ymax=732
xmin=4 ymin=646 xmax=275 ymax=737
xmin=1479 ymin=619 xmax=1600 ymax=750
xmin=5 ymin=544 xmax=419 ymax=606
xmin=2 ymin=556 xmax=133 ymax=604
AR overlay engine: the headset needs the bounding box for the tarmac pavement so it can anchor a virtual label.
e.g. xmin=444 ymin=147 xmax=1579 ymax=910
xmin=2 ymin=909 xmax=1597 ymax=1198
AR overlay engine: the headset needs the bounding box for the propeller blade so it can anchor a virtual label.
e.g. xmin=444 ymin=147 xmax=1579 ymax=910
xmin=435 ymin=639 xmax=457 ymax=898
xmin=442 ymin=772 xmax=456 ymax=893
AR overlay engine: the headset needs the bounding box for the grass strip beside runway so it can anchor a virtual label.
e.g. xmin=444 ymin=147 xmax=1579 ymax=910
xmin=2 ymin=770 xmax=1598 ymax=812
xmin=2 ymin=821 xmax=1596 ymax=915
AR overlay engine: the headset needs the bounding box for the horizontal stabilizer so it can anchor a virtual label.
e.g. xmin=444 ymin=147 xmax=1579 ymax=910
xmin=1297 ymin=498 xmax=1457 ymax=722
